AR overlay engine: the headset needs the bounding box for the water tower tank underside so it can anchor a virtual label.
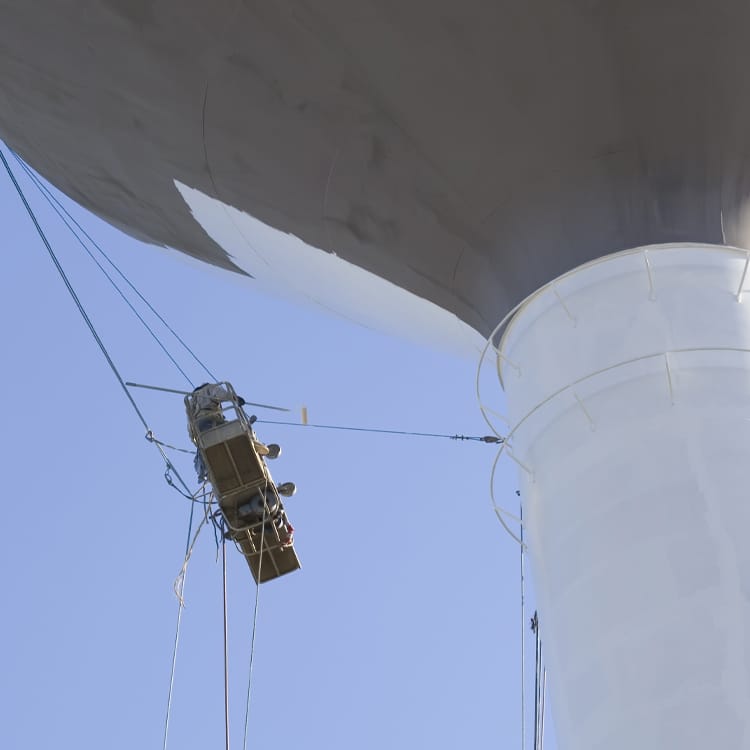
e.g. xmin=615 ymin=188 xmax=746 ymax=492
xmin=2 ymin=0 xmax=750 ymax=333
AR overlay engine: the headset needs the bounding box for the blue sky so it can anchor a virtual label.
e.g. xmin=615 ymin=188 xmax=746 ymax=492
xmin=0 ymin=148 xmax=554 ymax=749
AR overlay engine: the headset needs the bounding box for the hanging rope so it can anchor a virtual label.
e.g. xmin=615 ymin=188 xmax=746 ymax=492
xmin=222 ymin=529 xmax=231 ymax=750
xmin=539 ymin=668 xmax=547 ymax=750
xmin=164 ymin=485 xmax=214 ymax=750
xmin=531 ymin=611 xmax=541 ymax=750
xmin=13 ymin=152 xmax=217 ymax=383
xmin=173 ymin=496 xmax=212 ymax=605
xmin=242 ymin=502 xmax=267 ymax=750
xmin=519 ymin=500 xmax=526 ymax=750
xmin=163 ymin=494 xmax=201 ymax=750
xmin=530 ymin=611 xmax=546 ymax=750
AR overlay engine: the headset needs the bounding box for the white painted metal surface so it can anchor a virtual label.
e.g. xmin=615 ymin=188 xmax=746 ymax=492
xmin=492 ymin=245 xmax=750 ymax=749
xmin=174 ymin=180 xmax=485 ymax=357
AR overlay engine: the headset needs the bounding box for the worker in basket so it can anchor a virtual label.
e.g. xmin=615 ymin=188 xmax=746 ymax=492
xmin=187 ymin=383 xmax=292 ymax=495
xmin=236 ymin=485 xmax=295 ymax=547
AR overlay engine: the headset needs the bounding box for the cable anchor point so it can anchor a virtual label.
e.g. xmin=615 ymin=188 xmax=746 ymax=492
xmin=449 ymin=434 xmax=505 ymax=443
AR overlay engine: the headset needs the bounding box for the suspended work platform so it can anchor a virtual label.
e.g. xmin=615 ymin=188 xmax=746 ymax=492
xmin=186 ymin=382 xmax=300 ymax=583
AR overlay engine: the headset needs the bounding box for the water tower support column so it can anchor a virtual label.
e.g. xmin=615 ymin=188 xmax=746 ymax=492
xmin=491 ymin=244 xmax=750 ymax=750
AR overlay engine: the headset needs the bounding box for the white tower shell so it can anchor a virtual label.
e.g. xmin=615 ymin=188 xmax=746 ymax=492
xmin=497 ymin=244 xmax=750 ymax=749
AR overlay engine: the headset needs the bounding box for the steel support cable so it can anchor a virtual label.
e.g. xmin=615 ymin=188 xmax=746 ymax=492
xmin=139 ymin=419 xmax=502 ymax=455
xmin=242 ymin=504 xmax=266 ymax=750
xmin=0 ymin=145 xmax=200 ymax=750
xmin=12 ymin=152 xmax=218 ymax=383
xmin=1 ymin=147 xmax=152 ymax=432
xmin=148 ymin=431 xmax=198 ymax=455
xmin=14 ymin=157 xmax=195 ymax=388
xmin=256 ymin=418 xmax=503 ymax=444
xmin=3 ymin=146 xmax=198 ymax=499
